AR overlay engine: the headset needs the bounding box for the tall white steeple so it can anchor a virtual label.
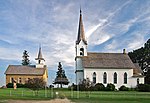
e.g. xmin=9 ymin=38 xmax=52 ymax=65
xmin=35 ymin=46 xmax=45 ymax=68
xmin=75 ymin=9 xmax=87 ymax=84
xmin=76 ymin=9 xmax=87 ymax=57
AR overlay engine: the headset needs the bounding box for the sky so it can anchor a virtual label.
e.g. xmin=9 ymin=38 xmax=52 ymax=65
xmin=0 ymin=0 xmax=150 ymax=86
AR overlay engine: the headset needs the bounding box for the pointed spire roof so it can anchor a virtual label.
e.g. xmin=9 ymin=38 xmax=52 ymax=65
xmin=35 ymin=46 xmax=45 ymax=61
xmin=76 ymin=8 xmax=87 ymax=45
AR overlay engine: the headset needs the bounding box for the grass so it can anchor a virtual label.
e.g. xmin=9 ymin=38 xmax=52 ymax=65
xmin=70 ymin=91 xmax=150 ymax=103
xmin=0 ymin=88 xmax=150 ymax=103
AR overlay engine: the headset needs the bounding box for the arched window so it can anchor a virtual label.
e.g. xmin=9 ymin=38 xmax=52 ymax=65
xmin=124 ymin=72 xmax=127 ymax=84
xmin=114 ymin=72 xmax=117 ymax=84
xmin=11 ymin=78 xmax=14 ymax=83
xmin=80 ymin=48 xmax=84 ymax=56
xmin=137 ymin=78 xmax=139 ymax=85
xmin=93 ymin=72 xmax=96 ymax=84
xmin=103 ymin=72 xmax=107 ymax=84
xmin=19 ymin=78 xmax=22 ymax=83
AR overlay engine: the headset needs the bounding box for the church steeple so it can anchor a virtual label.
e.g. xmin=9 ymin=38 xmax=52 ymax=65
xmin=76 ymin=8 xmax=87 ymax=45
xmin=35 ymin=46 xmax=45 ymax=68
xmin=75 ymin=9 xmax=87 ymax=57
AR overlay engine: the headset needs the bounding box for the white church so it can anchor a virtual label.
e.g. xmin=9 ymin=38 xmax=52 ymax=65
xmin=75 ymin=10 xmax=144 ymax=89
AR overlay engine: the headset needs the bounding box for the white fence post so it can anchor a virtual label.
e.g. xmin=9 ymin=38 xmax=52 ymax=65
xmin=10 ymin=90 xmax=11 ymax=96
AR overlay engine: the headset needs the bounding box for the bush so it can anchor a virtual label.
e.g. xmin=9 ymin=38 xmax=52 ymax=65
xmin=137 ymin=84 xmax=150 ymax=92
xmin=105 ymin=83 xmax=115 ymax=91
xmin=17 ymin=83 xmax=26 ymax=88
xmin=49 ymin=85 xmax=54 ymax=88
xmin=94 ymin=83 xmax=105 ymax=91
xmin=6 ymin=83 xmax=13 ymax=88
xmin=6 ymin=83 xmax=27 ymax=88
xmin=128 ymin=87 xmax=136 ymax=91
xmin=119 ymin=85 xmax=129 ymax=91
xmin=79 ymin=84 xmax=87 ymax=91
xmin=68 ymin=84 xmax=77 ymax=91
xmin=25 ymin=78 xmax=46 ymax=91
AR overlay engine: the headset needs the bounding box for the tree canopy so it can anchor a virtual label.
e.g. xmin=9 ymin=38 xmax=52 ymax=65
xmin=53 ymin=62 xmax=69 ymax=88
xmin=22 ymin=50 xmax=30 ymax=65
xmin=25 ymin=78 xmax=46 ymax=95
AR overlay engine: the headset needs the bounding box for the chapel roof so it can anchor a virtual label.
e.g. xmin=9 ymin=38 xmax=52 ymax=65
xmin=133 ymin=63 xmax=144 ymax=77
xmin=5 ymin=65 xmax=46 ymax=75
xmin=80 ymin=52 xmax=143 ymax=76
xmin=81 ymin=52 xmax=136 ymax=69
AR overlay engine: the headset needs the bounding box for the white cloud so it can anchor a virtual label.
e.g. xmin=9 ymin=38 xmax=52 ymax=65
xmin=85 ymin=0 xmax=133 ymax=46
xmin=86 ymin=19 xmax=108 ymax=38
xmin=127 ymin=32 xmax=145 ymax=50
xmin=0 ymin=47 xmax=22 ymax=61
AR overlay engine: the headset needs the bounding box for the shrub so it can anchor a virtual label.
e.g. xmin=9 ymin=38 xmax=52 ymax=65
xmin=129 ymin=87 xmax=136 ymax=91
xmin=79 ymin=83 xmax=86 ymax=91
xmin=6 ymin=83 xmax=27 ymax=88
xmin=68 ymin=84 xmax=77 ymax=91
xmin=119 ymin=85 xmax=129 ymax=91
xmin=137 ymin=84 xmax=150 ymax=92
xmin=6 ymin=83 xmax=13 ymax=88
xmin=17 ymin=83 xmax=26 ymax=88
xmin=49 ymin=85 xmax=54 ymax=88
xmin=94 ymin=83 xmax=105 ymax=91
xmin=105 ymin=83 xmax=115 ymax=91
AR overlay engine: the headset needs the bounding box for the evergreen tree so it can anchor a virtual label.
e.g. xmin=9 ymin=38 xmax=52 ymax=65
xmin=22 ymin=50 xmax=30 ymax=65
xmin=53 ymin=62 xmax=69 ymax=88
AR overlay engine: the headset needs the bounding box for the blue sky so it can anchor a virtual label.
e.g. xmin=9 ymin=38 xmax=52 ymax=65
xmin=0 ymin=0 xmax=150 ymax=86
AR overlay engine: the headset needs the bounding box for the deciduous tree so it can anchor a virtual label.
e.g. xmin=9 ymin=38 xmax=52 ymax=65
xmin=25 ymin=78 xmax=46 ymax=95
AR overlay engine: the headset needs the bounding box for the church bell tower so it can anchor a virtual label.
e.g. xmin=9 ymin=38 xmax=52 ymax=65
xmin=76 ymin=9 xmax=87 ymax=56
xmin=75 ymin=9 xmax=87 ymax=84
xmin=35 ymin=46 xmax=45 ymax=68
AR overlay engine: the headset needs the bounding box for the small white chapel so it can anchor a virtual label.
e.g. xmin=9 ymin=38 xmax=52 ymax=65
xmin=75 ymin=9 xmax=144 ymax=89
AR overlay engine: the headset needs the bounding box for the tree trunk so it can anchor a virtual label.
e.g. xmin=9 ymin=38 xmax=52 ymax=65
xmin=60 ymin=83 xmax=62 ymax=88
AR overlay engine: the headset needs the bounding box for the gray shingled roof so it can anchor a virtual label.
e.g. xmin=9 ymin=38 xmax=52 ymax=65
xmin=5 ymin=65 xmax=46 ymax=75
xmin=133 ymin=63 xmax=144 ymax=76
xmin=81 ymin=52 xmax=136 ymax=69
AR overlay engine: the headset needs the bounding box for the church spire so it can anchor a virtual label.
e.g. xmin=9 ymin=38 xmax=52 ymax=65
xmin=76 ymin=8 xmax=87 ymax=45
xmin=35 ymin=46 xmax=45 ymax=64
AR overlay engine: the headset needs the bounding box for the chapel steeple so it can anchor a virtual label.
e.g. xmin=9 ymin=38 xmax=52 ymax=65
xmin=76 ymin=8 xmax=87 ymax=45
xmin=75 ymin=9 xmax=87 ymax=57
xmin=35 ymin=46 xmax=45 ymax=68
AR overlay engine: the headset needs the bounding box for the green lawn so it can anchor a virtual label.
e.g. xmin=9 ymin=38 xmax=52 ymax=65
xmin=0 ymin=88 xmax=150 ymax=103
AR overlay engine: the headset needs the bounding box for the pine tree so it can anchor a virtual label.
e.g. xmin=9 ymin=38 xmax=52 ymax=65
xmin=53 ymin=62 xmax=69 ymax=88
xmin=22 ymin=50 xmax=30 ymax=65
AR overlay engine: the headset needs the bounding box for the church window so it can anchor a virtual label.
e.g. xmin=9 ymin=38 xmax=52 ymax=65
xmin=80 ymin=48 xmax=84 ymax=56
xmin=137 ymin=78 xmax=139 ymax=85
xmin=93 ymin=72 xmax=96 ymax=84
xmin=19 ymin=78 xmax=22 ymax=83
xmin=124 ymin=72 xmax=127 ymax=84
xmin=103 ymin=72 xmax=107 ymax=84
xmin=114 ymin=72 xmax=117 ymax=84
xmin=11 ymin=77 xmax=14 ymax=83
